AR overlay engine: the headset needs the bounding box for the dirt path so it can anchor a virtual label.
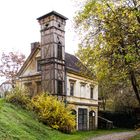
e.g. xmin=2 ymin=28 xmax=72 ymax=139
xmin=89 ymin=131 xmax=139 ymax=140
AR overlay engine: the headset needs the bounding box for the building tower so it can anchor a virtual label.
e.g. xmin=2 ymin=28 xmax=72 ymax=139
xmin=37 ymin=11 xmax=68 ymax=97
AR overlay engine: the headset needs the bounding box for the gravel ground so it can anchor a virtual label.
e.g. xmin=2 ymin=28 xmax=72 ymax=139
xmin=89 ymin=131 xmax=139 ymax=140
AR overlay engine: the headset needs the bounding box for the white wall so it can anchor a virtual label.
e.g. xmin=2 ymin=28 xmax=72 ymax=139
xmin=20 ymin=50 xmax=41 ymax=77
xmin=66 ymin=72 xmax=98 ymax=100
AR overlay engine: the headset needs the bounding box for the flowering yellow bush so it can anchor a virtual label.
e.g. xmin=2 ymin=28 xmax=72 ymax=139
xmin=6 ymin=86 xmax=30 ymax=109
xmin=31 ymin=93 xmax=76 ymax=133
xmin=6 ymin=88 xmax=76 ymax=133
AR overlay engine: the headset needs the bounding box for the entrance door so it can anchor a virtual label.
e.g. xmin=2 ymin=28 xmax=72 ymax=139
xmin=89 ymin=111 xmax=95 ymax=130
xmin=78 ymin=108 xmax=87 ymax=130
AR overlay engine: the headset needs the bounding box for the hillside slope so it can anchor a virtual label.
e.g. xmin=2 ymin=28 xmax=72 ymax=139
xmin=0 ymin=99 xmax=70 ymax=140
xmin=0 ymin=99 xmax=134 ymax=140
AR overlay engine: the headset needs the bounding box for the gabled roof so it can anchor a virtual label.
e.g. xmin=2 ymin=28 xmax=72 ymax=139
xmin=17 ymin=45 xmax=40 ymax=76
xmin=18 ymin=46 xmax=93 ymax=79
xmin=65 ymin=53 xmax=94 ymax=78
xmin=65 ymin=53 xmax=83 ymax=73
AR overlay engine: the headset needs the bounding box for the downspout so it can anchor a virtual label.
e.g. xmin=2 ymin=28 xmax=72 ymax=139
xmin=64 ymin=67 xmax=67 ymax=107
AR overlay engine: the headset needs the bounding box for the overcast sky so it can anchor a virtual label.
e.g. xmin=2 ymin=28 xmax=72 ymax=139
xmin=0 ymin=0 xmax=82 ymax=84
xmin=0 ymin=0 xmax=79 ymax=57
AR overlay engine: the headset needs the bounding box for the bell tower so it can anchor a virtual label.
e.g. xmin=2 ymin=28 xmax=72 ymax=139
xmin=37 ymin=11 xmax=68 ymax=96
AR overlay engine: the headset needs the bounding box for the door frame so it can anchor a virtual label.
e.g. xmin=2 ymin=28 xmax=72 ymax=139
xmin=78 ymin=108 xmax=88 ymax=130
xmin=89 ymin=110 xmax=96 ymax=130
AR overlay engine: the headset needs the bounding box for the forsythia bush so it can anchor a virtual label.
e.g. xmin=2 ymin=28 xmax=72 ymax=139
xmin=6 ymin=87 xmax=76 ymax=133
xmin=6 ymin=86 xmax=30 ymax=109
xmin=31 ymin=93 xmax=76 ymax=133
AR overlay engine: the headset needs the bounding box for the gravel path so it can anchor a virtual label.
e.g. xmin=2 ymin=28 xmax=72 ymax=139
xmin=89 ymin=131 xmax=139 ymax=140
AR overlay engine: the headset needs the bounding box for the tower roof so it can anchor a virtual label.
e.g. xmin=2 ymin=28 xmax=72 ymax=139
xmin=37 ymin=11 xmax=68 ymax=21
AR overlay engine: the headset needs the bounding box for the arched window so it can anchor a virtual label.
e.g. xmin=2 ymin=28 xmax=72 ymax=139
xmin=89 ymin=111 xmax=96 ymax=130
xmin=71 ymin=109 xmax=76 ymax=116
xmin=57 ymin=42 xmax=62 ymax=60
xmin=71 ymin=109 xmax=77 ymax=129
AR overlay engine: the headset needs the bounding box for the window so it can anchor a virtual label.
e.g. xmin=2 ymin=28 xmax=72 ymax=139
xmin=37 ymin=60 xmax=41 ymax=71
xmin=57 ymin=80 xmax=63 ymax=95
xmin=81 ymin=85 xmax=85 ymax=95
xmin=58 ymin=23 xmax=61 ymax=27
xmin=45 ymin=23 xmax=49 ymax=28
xmin=80 ymin=82 xmax=86 ymax=98
xmin=36 ymin=81 xmax=42 ymax=94
xmin=71 ymin=109 xmax=77 ymax=129
xmin=69 ymin=79 xmax=76 ymax=96
xmin=90 ymin=87 xmax=94 ymax=99
xmin=57 ymin=42 xmax=62 ymax=60
xmin=89 ymin=111 xmax=96 ymax=130
xmin=78 ymin=108 xmax=87 ymax=130
xmin=24 ymin=82 xmax=34 ymax=97
xmin=70 ymin=82 xmax=74 ymax=96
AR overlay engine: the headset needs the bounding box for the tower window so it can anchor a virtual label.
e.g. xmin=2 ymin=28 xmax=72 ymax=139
xmin=58 ymin=23 xmax=61 ymax=27
xmin=57 ymin=80 xmax=63 ymax=95
xmin=45 ymin=23 xmax=49 ymax=28
xmin=57 ymin=42 xmax=62 ymax=60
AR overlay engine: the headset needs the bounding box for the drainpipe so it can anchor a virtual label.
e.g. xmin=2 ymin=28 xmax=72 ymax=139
xmin=64 ymin=67 xmax=67 ymax=107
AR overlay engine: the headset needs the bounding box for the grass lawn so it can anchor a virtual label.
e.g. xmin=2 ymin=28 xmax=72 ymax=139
xmin=0 ymin=99 xmax=133 ymax=140
xmin=130 ymin=133 xmax=140 ymax=140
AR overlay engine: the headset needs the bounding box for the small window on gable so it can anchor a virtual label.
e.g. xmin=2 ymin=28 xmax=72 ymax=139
xmin=57 ymin=42 xmax=62 ymax=60
xmin=57 ymin=80 xmax=63 ymax=95
xmin=37 ymin=60 xmax=41 ymax=71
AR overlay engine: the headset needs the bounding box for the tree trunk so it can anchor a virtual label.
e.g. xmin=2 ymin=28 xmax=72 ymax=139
xmin=130 ymin=70 xmax=140 ymax=106
xmin=11 ymin=79 xmax=15 ymax=88
xmin=102 ymin=97 xmax=106 ymax=111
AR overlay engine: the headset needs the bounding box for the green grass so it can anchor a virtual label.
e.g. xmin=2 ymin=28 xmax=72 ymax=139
xmin=130 ymin=133 xmax=140 ymax=140
xmin=0 ymin=99 xmax=133 ymax=140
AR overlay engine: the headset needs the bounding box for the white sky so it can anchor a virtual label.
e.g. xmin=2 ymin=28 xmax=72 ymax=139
xmin=0 ymin=0 xmax=82 ymax=84
xmin=0 ymin=0 xmax=79 ymax=57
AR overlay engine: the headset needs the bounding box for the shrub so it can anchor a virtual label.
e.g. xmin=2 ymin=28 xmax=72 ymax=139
xmin=99 ymin=110 xmax=137 ymax=128
xmin=31 ymin=93 xmax=76 ymax=133
xmin=6 ymin=86 xmax=30 ymax=109
xmin=135 ymin=123 xmax=140 ymax=130
xmin=6 ymin=88 xmax=76 ymax=133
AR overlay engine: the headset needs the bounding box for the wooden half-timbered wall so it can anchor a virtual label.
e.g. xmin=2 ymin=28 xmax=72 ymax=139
xmin=37 ymin=13 xmax=67 ymax=97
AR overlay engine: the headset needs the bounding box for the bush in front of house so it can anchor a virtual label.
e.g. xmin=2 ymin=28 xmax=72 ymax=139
xmin=6 ymin=86 xmax=30 ymax=109
xmin=31 ymin=93 xmax=76 ymax=133
xmin=6 ymin=87 xmax=76 ymax=133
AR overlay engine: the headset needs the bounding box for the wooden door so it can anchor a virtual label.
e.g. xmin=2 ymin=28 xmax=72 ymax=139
xmin=89 ymin=111 xmax=95 ymax=130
